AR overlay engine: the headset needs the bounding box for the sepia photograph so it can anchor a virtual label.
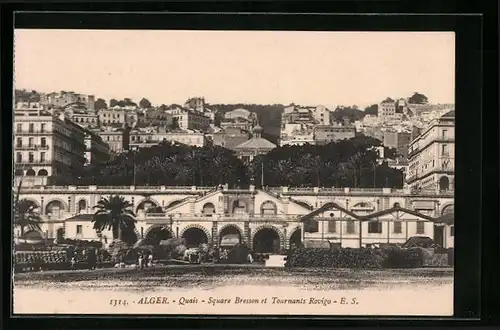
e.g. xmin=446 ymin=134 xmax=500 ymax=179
xmin=12 ymin=29 xmax=455 ymax=316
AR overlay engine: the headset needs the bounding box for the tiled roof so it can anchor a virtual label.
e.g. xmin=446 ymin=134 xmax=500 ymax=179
xmin=234 ymin=137 xmax=276 ymax=150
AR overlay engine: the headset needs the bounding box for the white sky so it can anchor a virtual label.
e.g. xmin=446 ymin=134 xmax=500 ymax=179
xmin=14 ymin=29 xmax=455 ymax=108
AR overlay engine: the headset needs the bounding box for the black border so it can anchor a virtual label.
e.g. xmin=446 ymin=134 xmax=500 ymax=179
xmin=1 ymin=1 xmax=497 ymax=329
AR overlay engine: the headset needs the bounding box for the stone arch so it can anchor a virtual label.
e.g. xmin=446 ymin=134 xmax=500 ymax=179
xmin=37 ymin=169 xmax=49 ymax=176
xmin=288 ymin=226 xmax=302 ymax=249
xmin=144 ymin=225 xmax=175 ymax=243
xmin=251 ymin=224 xmax=285 ymax=253
xmin=135 ymin=198 xmax=160 ymax=213
xmin=218 ymin=224 xmax=244 ymax=247
xmin=77 ymin=199 xmax=87 ymax=213
xmin=202 ymin=202 xmax=216 ymax=216
xmin=180 ymin=224 xmax=211 ymax=248
xmin=26 ymin=169 xmax=36 ymax=176
xmin=393 ymin=202 xmax=401 ymax=208
xmin=14 ymin=169 xmax=24 ymax=176
xmin=260 ymin=201 xmax=277 ymax=215
xmin=352 ymin=201 xmax=373 ymax=208
xmin=45 ymin=198 xmax=67 ymax=216
xmin=121 ymin=227 xmax=140 ymax=245
xmin=439 ymin=176 xmax=450 ymax=191
xmin=441 ymin=203 xmax=454 ymax=215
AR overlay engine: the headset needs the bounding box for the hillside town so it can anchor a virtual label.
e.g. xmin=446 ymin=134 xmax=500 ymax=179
xmin=14 ymin=89 xmax=454 ymax=190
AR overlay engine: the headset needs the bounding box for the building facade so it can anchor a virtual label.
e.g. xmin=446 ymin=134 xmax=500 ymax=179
xmin=166 ymin=107 xmax=210 ymax=131
xmin=383 ymin=131 xmax=412 ymax=158
xmin=15 ymin=185 xmax=454 ymax=250
xmin=84 ymin=132 xmax=110 ymax=166
xmin=314 ymin=125 xmax=356 ymax=145
xmin=43 ymin=92 xmax=95 ymax=110
xmin=234 ymin=126 xmax=277 ymax=163
xmin=14 ymin=104 xmax=86 ymax=186
xmin=406 ymin=111 xmax=455 ymax=191
xmin=378 ymin=100 xmax=396 ymax=120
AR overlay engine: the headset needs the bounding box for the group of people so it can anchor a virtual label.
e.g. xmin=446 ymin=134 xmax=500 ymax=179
xmin=137 ymin=251 xmax=154 ymax=269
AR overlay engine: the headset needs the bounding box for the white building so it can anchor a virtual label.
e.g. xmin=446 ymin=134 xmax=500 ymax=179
xmin=13 ymin=103 xmax=86 ymax=186
xmin=406 ymin=110 xmax=455 ymax=191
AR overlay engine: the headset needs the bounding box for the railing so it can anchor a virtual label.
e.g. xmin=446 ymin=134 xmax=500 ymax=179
xmin=15 ymin=145 xmax=50 ymax=150
xmin=17 ymin=185 xmax=454 ymax=197
xmin=144 ymin=213 xmax=301 ymax=222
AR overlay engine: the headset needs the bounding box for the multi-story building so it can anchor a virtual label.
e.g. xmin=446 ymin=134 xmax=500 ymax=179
xmin=383 ymin=131 xmax=412 ymax=158
xmin=92 ymin=127 xmax=128 ymax=154
xmin=314 ymin=125 xmax=356 ymax=145
xmin=42 ymin=92 xmax=95 ymax=110
xmin=406 ymin=111 xmax=455 ymax=191
xmin=165 ymin=107 xmax=210 ymax=132
xmin=69 ymin=112 xmax=99 ymax=128
xmin=378 ymin=99 xmax=396 ymax=120
xmin=310 ymin=105 xmax=330 ymax=125
xmin=99 ymin=106 xmax=138 ymax=127
xmin=13 ymin=103 xmax=86 ymax=186
xmin=280 ymin=133 xmax=316 ymax=147
xmin=141 ymin=108 xmax=172 ymax=127
xmin=84 ymin=132 xmax=110 ymax=166
xmin=127 ymin=128 xmax=208 ymax=150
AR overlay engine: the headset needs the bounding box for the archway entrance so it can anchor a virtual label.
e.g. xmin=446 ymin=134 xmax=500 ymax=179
xmin=439 ymin=176 xmax=450 ymax=191
xmin=219 ymin=225 xmax=242 ymax=248
xmin=77 ymin=200 xmax=87 ymax=213
xmin=182 ymin=227 xmax=209 ymax=248
xmin=145 ymin=227 xmax=173 ymax=245
xmin=136 ymin=200 xmax=159 ymax=214
xmin=289 ymin=229 xmax=302 ymax=249
xmin=46 ymin=200 xmax=65 ymax=217
xmin=253 ymin=228 xmax=280 ymax=253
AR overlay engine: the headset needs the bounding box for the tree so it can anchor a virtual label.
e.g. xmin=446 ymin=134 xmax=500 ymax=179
xmin=364 ymin=104 xmax=378 ymax=116
xmin=139 ymin=98 xmax=152 ymax=109
xmin=95 ymin=98 xmax=107 ymax=110
xmin=408 ymin=92 xmax=428 ymax=104
xmin=109 ymin=99 xmax=118 ymax=107
xmin=13 ymin=179 xmax=42 ymax=237
xmin=92 ymin=195 xmax=136 ymax=242
xmin=170 ymin=117 xmax=180 ymax=130
xmin=330 ymin=106 xmax=365 ymax=125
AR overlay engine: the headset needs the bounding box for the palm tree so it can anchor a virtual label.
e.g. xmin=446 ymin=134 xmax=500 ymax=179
xmin=14 ymin=199 xmax=43 ymax=237
xmin=92 ymin=195 xmax=136 ymax=242
xmin=338 ymin=152 xmax=365 ymax=188
xmin=13 ymin=178 xmax=43 ymax=237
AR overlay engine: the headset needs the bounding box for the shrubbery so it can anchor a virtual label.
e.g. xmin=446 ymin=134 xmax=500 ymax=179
xmin=285 ymin=248 xmax=385 ymax=269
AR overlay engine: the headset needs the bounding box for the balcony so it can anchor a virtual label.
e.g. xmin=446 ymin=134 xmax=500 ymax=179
xmin=15 ymin=130 xmax=51 ymax=135
xmin=15 ymin=160 xmax=52 ymax=167
xmin=15 ymin=144 xmax=49 ymax=150
xmin=144 ymin=213 xmax=301 ymax=223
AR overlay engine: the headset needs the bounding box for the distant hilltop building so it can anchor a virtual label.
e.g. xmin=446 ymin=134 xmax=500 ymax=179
xmin=41 ymin=91 xmax=95 ymax=111
xmin=234 ymin=126 xmax=276 ymax=163
xmin=221 ymin=108 xmax=258 ymax=132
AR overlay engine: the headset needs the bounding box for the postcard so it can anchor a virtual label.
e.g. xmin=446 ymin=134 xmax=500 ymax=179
xmin=12 ymin=28 xmax=455 ymax=316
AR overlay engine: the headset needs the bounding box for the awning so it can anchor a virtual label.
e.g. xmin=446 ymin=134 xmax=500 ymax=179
xmin=220 ymin=234 xmax=241 ymax=246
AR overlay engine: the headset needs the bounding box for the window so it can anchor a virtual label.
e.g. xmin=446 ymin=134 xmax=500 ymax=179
xmin=40 ymin=123 xmax=46 ymax=133
xmin=416 ymin=221 xmax=425 ymax=234
xmin=328 ymin=220 xmax=336 ymax=233
xmin=29 ymin=123 xmax=34 ymax=133
xmin=76 ymin=225 xmax=83 ymax=235
xmin=41 ymin=137 xmax=47 ymax=147
xmin=40 ymin=152 xmax=46 ymax=162
xmin=442 ymin=129 xmax=448 ymax=139
xmin=441 ymin=144 xmax=449 ymax=156
xmin=368 ymin=221 xmax=383 ymax=234
xmin=16 ymin=138 xmax=22 ymax=147
xmin=28 ymin=138 xmax=33 ymax=147
xmin=17 ymin=123 xmax=22 ymax=132
xmin=450 ymin=226 xmax=454 ymax=237
xmin=28 ymin=152 xmax=34 ymax=163
xmin=393 ymin=221 xmax=402 ymax=234
xmin=16 ymin=152 xmax=22 ymax=163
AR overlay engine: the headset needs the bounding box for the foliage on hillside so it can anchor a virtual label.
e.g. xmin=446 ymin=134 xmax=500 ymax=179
xmin=73 ymin=136 xmax=402 ymax=188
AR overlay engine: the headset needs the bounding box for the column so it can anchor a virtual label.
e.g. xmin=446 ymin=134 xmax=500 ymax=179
xmin=244 ymin=221 xmax=251 ymax=247
xmin=248 ymin=195 xmax=255 ymax=216
xmin=212 ymin=221 xmax=219 ymax=248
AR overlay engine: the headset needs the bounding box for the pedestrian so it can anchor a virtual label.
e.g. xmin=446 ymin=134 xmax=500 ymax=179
xmin=87 ymin=249 xmax=97 ymax=270
xmin=138 ymin=253 xmax=144 ymax=270
xmin=70 ymin=256 xmax=76 ymax=270
xmin=247 ymin=253 xmax=254 ymax=264
xmin=147 ymin=253 xmax=153 ymax=267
